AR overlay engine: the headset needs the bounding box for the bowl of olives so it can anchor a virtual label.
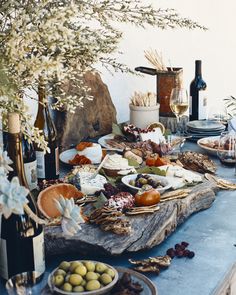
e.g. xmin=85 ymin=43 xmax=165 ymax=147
xmin=48 ymin=260 xmax=119 ymax=295
xmin=122 ymin=173 xmax=171 ymax=194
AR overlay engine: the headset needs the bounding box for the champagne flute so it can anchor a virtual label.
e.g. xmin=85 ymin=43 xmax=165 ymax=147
xmin=170 ymin=88 xmax=189 ymax=136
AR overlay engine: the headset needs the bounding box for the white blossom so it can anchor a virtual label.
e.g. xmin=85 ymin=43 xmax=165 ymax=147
xmin=0 ymin=147 xmax=13 ymax=174
xmin=0 ymin=176 xmax=29 ymax=219
xmin=54 ymin=196 xmax=85 ymax=236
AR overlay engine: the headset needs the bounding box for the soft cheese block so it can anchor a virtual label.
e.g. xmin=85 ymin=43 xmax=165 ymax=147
xmin=140 ymin=127 xmax=165 ymax=144
xmin=103 ymin=154 xmax=136 ymax=176
xmin=158 ymin=165 xmax=202 ymax=189
xmin=79 ymin=172 xmax=107 ymax=195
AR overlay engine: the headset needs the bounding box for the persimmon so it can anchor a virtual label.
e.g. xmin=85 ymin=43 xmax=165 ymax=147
xmin=146 ymin=154 xmax=158 ymax=166
xmin=69 ymin=154 xmax=92 ymax=165
xmin=135 ymin=189 xmax=160 ymax=206
xmin=76 ymin=142 xmax=93 ymax=151
xmin=155 ymin=157 xmax=168 ymax=167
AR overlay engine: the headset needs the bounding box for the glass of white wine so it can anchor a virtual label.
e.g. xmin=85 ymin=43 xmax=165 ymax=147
xmin=170 ymin=88 xmax=189 ymax=136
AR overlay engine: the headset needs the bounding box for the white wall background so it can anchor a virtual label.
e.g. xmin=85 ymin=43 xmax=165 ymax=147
xmin=100 ymin=0 xmax=236 ymax=123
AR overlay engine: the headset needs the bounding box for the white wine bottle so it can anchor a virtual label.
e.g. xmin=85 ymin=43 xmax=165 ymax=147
xmin=0 ymin=113 xmax=45 ymax=280
xmin=22 ymin=136 xmax=38 ymax=191
xmin=34 ymin=81 xmax=59 ymax=181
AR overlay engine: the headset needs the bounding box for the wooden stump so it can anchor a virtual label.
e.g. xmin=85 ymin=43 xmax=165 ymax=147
xmin=45 ymin=180 xmax=217 ymax=256
xmin=55 ymin=72 xmax=117 ymax=148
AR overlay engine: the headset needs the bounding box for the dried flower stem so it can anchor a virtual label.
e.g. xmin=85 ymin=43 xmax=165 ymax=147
xmin=24 ymin=204 xmax=47 ymax=225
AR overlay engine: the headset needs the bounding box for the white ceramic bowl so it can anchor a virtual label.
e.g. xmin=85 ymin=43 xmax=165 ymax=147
xmin=48 ymin=260 xmax=119 ymax=295
xmin=197 ymin=136 xmax=220 ymax=156
xmin=122 ymin=174 xmax=171 ymax=194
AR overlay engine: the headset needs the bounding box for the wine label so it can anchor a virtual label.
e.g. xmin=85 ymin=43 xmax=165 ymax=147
xmin=33 ymin=230 xmax=45 ymax=277
xmin=199 ymin=91 xmax=208 ymax=120
xmin=36 ymin=151 xmax=45 ymax=179
xmin=55 ymin=147 xmax=59 ymax=176
xmin=0 ymin=216 xmax=8 ymax=280
xmin=24 ymin=160 xmax=38 ymax=190
xmin=189 ymin=96 xmax=193 ymax=116
xmin=0 ymin=239 xmax=8 ymax=280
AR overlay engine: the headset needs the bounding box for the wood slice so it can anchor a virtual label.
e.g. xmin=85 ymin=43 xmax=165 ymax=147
xmin=45 ymin=180 xmax=217 ymax=256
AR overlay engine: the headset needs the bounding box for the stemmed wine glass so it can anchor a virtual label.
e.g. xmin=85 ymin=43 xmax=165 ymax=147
xmin=170 ymin=88 xmax=189 ymax=136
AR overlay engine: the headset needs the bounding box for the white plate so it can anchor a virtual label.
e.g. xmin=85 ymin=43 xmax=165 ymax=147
xmin=59 ymin=148 xmax=77 ymax=165
xmin=197 ymin=136 xmax=220 ymax=156
xmin=187 ymin=120 xmax=225 ymax=131
xmin=98 ymin=134 xmax=124 ymax=152
xmin=48 ymin=260 xmax=119 ymax=295
xmin=122 ymin=174 xmax=171 ymax=194
xmin=99 ymin=134 xmax=186 ymax=153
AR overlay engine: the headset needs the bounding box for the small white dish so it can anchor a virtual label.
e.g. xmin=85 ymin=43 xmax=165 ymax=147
xmin=98 ymin=134 xmax=124 ymax=152
xmin=60 ymin=144 xmax=102 ymax=165
xmin=197 ymin=136 xmax=220 ymax=156
xmin=59 ymin=148 xmax=77 ymax=165
xmin=121 ymin=174 xmax=171 ymax=194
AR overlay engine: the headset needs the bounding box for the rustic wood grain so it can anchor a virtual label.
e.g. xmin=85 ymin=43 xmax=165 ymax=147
xmin=45 ymin=180 xmax=217 ymax=256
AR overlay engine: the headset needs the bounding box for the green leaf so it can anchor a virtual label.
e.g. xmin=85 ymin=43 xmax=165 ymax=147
xmin=99 ymin=169 xmax=122 ymax=185
xmin=136 ymin=166 xmax=166 ymax=176
xmin=93 ymin=192 xmax=108 ymax=209
xmin=164 ymin=128 xmax=172 ymax=137
xmin=127 ymin=158 xmax=139 ymax=167
xmin=112 ymin=123 xmax=123 ymax=136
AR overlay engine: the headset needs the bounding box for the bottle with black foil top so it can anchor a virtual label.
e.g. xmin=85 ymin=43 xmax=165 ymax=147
xmin=34 ymin=80 xmax=59 ymax=181
xmin=189 ymin=60 xmax=207 ymax=121
xmin=0 ymin=113 xmax=45 ymax=280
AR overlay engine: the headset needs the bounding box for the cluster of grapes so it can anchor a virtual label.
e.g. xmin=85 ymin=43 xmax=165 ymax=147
xmin=95 ymin=183 xmax=120 ymax=198
xmin=166 ymin=242 xmax=195 ymax=259
xmin=38 ymin=179 xmax=65 ymax=190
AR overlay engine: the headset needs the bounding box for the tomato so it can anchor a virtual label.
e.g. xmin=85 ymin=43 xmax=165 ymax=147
xmin=135 ymin=189 xmax=160 ymax=206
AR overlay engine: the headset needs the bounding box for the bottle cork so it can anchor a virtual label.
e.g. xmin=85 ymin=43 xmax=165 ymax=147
xmin=8 ymin=112 xmax=20 ymax=134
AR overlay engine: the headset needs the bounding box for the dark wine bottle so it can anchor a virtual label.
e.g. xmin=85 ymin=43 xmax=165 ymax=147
xmin=189 ymin=60 xmax=207 ymax=121
xmin=34 ymin=81 xmax=59 ymax=181
xmin=22 ymin=136 xmax=38 ymax=191
xmin=0 ymin=113 xmax=45 ymax=280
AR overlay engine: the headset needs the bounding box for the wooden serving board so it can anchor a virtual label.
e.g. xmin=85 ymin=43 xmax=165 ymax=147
xmin=45 ymin=180 xmax=217 ymax=256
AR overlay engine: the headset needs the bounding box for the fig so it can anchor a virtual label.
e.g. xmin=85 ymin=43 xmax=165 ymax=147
xmin=85 ymin=280 xmax=101 ymax=291
xmin=54 ymin=275 xmax=64 ymax=287
xmin=69 ymin=274 xmax=83 ymax=286
xmin=86 ymin=271 xmax=98 ymax=281
xmin=95 ymin=262 xmax=107 ymax=273
xmin=74 ymin=265 xmax=87 ymax=277
xmin=100 ymin=273 xmax=112 ymax=285
xmin=62 ymin=283 xmax=73 ymax=292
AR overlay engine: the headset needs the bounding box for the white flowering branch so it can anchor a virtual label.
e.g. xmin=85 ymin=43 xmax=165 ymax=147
xmin=0 ymin=0 xmax=206 ymax=149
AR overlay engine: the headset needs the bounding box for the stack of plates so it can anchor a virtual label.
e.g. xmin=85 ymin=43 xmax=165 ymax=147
xmin=186 ymin=120 xmax=226 ymax=141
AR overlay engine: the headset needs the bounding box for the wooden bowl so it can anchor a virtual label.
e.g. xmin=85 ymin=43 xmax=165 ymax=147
xmin=37 ymin=183 xmax=83 ymax=219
